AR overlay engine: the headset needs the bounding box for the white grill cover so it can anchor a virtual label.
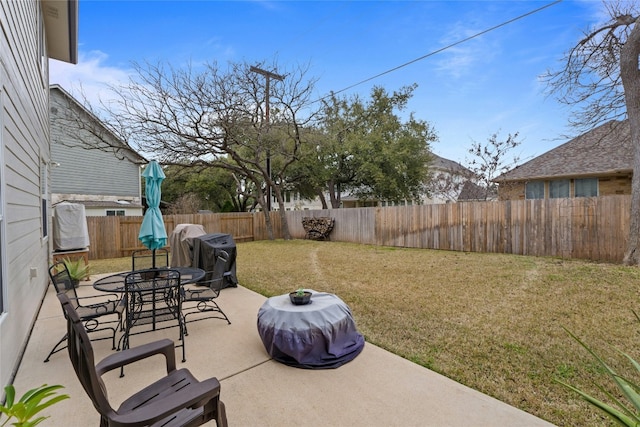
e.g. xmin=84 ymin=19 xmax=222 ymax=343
xmin=53 ymin=202 xmax=90 ymax=250
xmin=169 ymin=224 xmax=206 ymax=267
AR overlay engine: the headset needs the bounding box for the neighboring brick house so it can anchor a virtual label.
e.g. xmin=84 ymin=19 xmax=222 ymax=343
xmin=494 ymin=120 xmax=632 ymax=200
xmin=50 ymin=84 xmax=146 ymax=216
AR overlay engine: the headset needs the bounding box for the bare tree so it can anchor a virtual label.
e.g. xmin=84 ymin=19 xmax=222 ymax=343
xmin=543 ymin=1 xmax=640 ymax=264
xmin=425 ymin=170 xmax=472 ymax=202
xmin=59 ymin=60 xmax=319 ymax=240
xmin=166 ymin=193 xmax=201 ymax=215
xmin=465 ymin=131 xmax=522 ymax=201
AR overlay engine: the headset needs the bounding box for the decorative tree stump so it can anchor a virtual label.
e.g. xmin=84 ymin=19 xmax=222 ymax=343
xmin=302 ymin=217 xmax=335 ymax=241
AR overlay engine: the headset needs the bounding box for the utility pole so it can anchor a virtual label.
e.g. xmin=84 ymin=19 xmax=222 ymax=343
xmin=250 ymin=66 xmax=284 ymax=212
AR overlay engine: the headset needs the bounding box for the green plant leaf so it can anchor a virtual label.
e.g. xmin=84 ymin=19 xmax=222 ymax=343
xmin=0 ymin=384 xmax=67 ymax=426
xmin=593 ymin=379 xmax=639 ymax=421
xmin=610 ymin=372 xmax=640 ymax=417
xmin=556 ymin=379 xmax=640 ymax=425
xmin=4 ymin=385 xmax=15 ymax=408
xmin=559 ymin=325 xmax=640 ymax=426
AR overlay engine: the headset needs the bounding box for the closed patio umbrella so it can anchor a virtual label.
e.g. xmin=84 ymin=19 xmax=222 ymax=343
xmin=139 ymin=160 xmax=167 ymax=268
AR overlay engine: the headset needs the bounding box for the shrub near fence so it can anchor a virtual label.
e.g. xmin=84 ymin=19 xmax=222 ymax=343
xmin=85 ymin=195 xmax=631 ymax=263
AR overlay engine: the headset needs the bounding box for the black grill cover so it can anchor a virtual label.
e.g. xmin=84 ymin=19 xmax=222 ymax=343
xmin=192 ymin=233 xmax=238 ymax=288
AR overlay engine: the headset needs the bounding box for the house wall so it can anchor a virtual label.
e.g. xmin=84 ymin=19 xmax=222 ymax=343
xmin=498 ymin=182 xmax=526 ymax=200
xmin=49 ymin=88 xmax=143 ymax=205
xmin=599 ymin=175 xmax=632 ymax=195
xmin=0 ymin=0 xmax=52 ymax=388
xmin=84 ymin=206 xmax=143 ymax=217
xmin=498 ymin=175 xmax=633 ymax=200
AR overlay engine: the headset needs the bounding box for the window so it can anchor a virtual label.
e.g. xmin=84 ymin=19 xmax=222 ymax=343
xmin=38 ymin=2 xmax=47 ymax=82
xmin=575 ymin=178 xmax=598 ymax=197
xmin=40 ymin=161 xmax=48 ymax=239
xmin=549 ymin=179 xmax=570 ymax=199
xmin=525 ymin=181 xmax=544 ymax=199
xmin=106 ymin=210 xmax=125 ymax=216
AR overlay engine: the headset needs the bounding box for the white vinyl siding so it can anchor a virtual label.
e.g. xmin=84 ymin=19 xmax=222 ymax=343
xmin=49 ymin=88 xmax=143 ymax=199
xmin=0 ymin=0 xmax=53 ymax=389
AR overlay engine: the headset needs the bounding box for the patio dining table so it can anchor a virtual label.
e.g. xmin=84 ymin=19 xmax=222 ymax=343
xmin=93 ymin=267 xmax=205 ymax=365
xmin=93 ymin=267 xmax=206 ymax=293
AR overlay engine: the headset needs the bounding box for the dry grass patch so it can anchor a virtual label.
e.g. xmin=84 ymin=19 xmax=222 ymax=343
xmin=237 ymin=240 xmax=640 ymax=427
xmin=90 ymin=240 xmax=640 ymax=426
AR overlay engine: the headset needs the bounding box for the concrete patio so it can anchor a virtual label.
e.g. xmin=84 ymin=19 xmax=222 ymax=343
xmin=13 ymin=276 xmax=556 ymax=426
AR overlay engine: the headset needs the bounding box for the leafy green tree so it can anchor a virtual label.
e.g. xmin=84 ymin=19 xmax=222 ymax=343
xmin=303 ymin=85 xmax=436 ymax=208
xmin=161 ymin=165 xmax=255 ymax=213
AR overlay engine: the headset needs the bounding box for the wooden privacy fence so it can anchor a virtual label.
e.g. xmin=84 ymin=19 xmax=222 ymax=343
xmin=86 ymin=212 xmax=254 ymax=260
xmin=85 ymin=195 xmax=631 ymax=263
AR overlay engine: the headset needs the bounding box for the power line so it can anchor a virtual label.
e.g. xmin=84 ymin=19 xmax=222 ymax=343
xmin=315 ymin=0 xmax=563 ymax=103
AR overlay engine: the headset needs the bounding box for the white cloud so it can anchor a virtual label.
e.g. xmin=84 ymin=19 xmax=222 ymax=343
xmin=434 ymin=19 xmax=500 ymax=80
xmin=49 ymin=50 xmax=132 ymax=109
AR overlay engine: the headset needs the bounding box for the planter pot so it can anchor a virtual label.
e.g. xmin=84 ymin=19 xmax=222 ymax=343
xmin=289 ymin=291 xmax=312 ymax=305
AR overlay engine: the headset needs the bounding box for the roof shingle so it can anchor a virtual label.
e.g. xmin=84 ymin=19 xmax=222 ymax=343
xmin=495 ymin=120 xmax=632 ymax=182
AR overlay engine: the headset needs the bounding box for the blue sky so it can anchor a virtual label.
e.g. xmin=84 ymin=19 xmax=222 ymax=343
xmin=50 ymin=0 xmax=607 ymax=165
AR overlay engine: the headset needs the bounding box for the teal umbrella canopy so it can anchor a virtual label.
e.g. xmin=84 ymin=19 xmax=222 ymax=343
xmin=139 ymin=161 xmax=167 ymax=251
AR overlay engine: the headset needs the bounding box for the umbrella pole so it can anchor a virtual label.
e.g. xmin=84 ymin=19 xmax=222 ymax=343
xmin=152 ymin=249 xmax=156 ymax=269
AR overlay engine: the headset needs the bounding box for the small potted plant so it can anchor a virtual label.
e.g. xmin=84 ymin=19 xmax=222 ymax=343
xmin=61 ymin=257 xmax=90 ymax=287
xmin=289 ymin=288 xmax=312 ymax=305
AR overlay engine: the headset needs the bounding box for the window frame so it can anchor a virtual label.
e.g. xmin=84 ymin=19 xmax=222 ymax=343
xmin=40 ymin=159 xmax=48 ymax=240
xmin=574 ymin=178 xmax=599 ymax=198
xmin=525 ymin=181 xmax=545 ymax=199
xmin=549 ymin=179 xmax=570 ymax=199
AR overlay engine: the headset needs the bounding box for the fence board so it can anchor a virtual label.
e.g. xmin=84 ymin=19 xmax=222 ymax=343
xmin=83 ymin=195 xmax=631 ymax=263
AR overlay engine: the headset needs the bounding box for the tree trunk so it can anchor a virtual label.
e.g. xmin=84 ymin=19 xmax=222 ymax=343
xmin=328 ymin=181 xmax=341 ymax=208
xmin=621 ymin=18 xmax=640 ymax=265
xmin=256 ymin=188 xmax=274 ymax=240
xmin=315 ymin=189 xmax=328 ymax=209
xmin=272 ymin=187 xmax=292 ymax=240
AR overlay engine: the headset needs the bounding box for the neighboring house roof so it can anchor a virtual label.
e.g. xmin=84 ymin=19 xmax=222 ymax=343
xmin=430 ymin=153 xmax=470 ymax=175
xmin=495 ymin=120 xmax=632 ymax=182
xmin=42 ymin=0 xmax=78 ymax=64
xmin=457 ymin=180 xmax=495 ymax=201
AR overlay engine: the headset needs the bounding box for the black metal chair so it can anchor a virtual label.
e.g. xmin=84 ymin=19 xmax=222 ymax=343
xmin=122 ymin=268 xmax=187 ymax=363
xmin=182 ymin=251 xmax=231 ymax=333
xmin=131 ymin=248 xmax=169 ymax=271
xmin=44 ymin=262 xmax=124 ymax=362
xmin=57 ymin=292 xmax=228 ymax=427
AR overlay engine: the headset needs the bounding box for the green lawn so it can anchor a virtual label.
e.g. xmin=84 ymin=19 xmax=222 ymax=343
xmin=90 ymin=239 xmax=640 ymax=426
